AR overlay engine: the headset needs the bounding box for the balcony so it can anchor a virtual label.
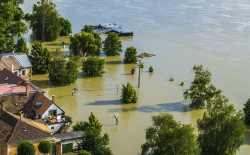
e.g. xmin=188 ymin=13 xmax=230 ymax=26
xmin=43 ymin=115 xmax=70 ymax=125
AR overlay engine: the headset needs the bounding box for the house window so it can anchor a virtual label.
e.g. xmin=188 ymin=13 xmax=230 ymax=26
xmin=51 ymin=126 xmax=54 ymax=129
xmin=14 ymin=71 xmax=18 ymax=75
xmin=22 ymin=69 xmax=26 ymax=75
xmin=49 ymin=110 xmax=57 ymax=117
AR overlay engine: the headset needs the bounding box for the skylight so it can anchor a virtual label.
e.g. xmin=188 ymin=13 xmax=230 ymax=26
xmin=4 ymin=77 xmax=9 ymax=81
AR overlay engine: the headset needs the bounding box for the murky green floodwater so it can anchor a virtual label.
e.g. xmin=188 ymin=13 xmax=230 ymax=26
xmin=20 ymin=0 xmax=250 ymax=154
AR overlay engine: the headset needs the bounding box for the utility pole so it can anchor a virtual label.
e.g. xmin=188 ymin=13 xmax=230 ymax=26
xmin=138 ymin=58 xmax=141 ymax=88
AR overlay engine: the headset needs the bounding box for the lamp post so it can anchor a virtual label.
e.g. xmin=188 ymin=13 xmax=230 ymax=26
xmin=138 ymin=58 xmax=141 ymax=88
xmin=116 ymin=85 xmax=118 ymax=95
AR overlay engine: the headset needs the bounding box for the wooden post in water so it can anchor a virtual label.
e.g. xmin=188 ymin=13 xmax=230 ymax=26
xmin=138 ymin=59 xmax=141 ymax=88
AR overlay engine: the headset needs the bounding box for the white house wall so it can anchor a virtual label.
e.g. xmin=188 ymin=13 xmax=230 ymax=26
xmin=42 ymin=103 xmax=63 ymax=119
xmin=48 ymin=123 xmax=63 ymax=133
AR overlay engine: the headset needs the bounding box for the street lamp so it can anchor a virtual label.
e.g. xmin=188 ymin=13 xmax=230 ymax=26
xmin=72 ymin=88 xmax=78 ymax=96
xmin=138 ymin=58 xmax=141 ymax=88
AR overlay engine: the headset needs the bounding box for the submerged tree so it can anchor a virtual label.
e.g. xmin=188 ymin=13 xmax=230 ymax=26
xmin=70 ymin=31 xmax=100 ymax=57
xmin=49 ymin=51 xmax=79 ymax=85
xmin=141 ymin=113 xmax=200 ymax=155
xmin=30 ymin=0 xmax=61 ymax=41
xmin=123 ymin=46 xmax=138 ymax=63
xmin=30 ymin=41 xmax=52 ymax=74
xmin=183 ymin=64 xmax=222 ymax=109
xmin=82 ymin=56 xmax=105 ymax=77
xmin=121 ymin=82 xmax=138 ymax=103
xmin=103 ymin=32 xmax=122 ymax=56
xmin=197 ymin=94 xmax=245 ymax=155
xmin=81 ymin=25 xmax=102 ymax=49
xmin=59 ymin=17 xmax=72 ymax=36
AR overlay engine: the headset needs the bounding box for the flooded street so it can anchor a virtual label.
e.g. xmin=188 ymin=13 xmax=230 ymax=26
xmin=21 ymin=0 xmax=250 ymax=154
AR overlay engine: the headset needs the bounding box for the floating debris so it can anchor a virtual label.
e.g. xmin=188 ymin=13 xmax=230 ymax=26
xmin=138 ymin=53 xmax=156 ymax=58
xmin=94 ymin=22 xmax=133 ymax=36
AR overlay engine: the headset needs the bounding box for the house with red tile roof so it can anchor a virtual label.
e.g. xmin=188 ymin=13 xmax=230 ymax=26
xmin=0 ymin=68 xmax=70 ymax=134
xmin=0 ymin=52 xmax=32 ymax=80
xmin=0 ymin=108 xmax=52 ymax=155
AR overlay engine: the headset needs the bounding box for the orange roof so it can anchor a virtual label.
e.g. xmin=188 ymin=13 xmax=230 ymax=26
xmin=0 ymin=84 xmax=35 ymax=94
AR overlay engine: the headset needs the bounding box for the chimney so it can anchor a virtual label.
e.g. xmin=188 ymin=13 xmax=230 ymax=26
xmin=11 ymin=64 xmax=14 ymax=72
xmin=1 ymin=102 xmax=6 ymax=111
xmin=26 ymin=82 xmax=29 ymax=97
xmin=52 ymin=95 xmax=55 ymax=103
xmin=20 ymin=111 xmax=24 ymax=120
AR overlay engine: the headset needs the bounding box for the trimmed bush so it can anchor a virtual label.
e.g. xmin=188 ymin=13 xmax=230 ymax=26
xmin=17 ymin=141 xmax=36 ymax=155
xmin=149 ymin=66 xmax=153 ymax=72
xmin=38 ymin=140 xmax=52 ymax=154
xmin=78 ymin=150 xmax=91 ymax=155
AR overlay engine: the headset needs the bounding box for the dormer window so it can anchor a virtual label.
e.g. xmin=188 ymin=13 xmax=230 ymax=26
xmin=35 ymin=102 xmax=42 ymax=110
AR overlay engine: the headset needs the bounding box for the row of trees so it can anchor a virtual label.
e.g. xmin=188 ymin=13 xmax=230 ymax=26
xmin=141 ymin=65 xmax=246 ymax=155
xmin=17 ymin=140 xmax=52 ymax=155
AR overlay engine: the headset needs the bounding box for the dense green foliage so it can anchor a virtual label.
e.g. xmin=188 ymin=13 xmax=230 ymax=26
xmin=59 ymin=17 xmax=72 ymax=36
xmin=81 ymin=25 xmax=102 ymax=50
xmin=180 ymin=82 xmax=184 ymax=86
xmin=123 ymin=46 xmax=138 ymax=63
xmin=81 ymin=130 xmax=112 ymax=155
xmin=30 ymin=42 xmax=52 ymax=74
xmin=149 ymin=66 xmax=153 ymax=72
xmin=103 ymin=32 xmax=122 ymax=56
xmin=70 ymin=31 xmax=100 ymax=56
xmin=82 ymin=56 xmax=105 ymax=77
xmin=78 ymin=150 xmax=91 ymax=155
xmin=170 ymin=77 xmax=174 ymax=81
xmin=243 ymin=98 xmax=250 ymax=124
xmin=16 ymin=37 xmax=29 ymax=54
xmin=64 ymin=115 xmax=73 ymax=126
xmin=197 ymin=94 xmax=245 ymax=155
xmin=0 ymin=0 xmax=24 ymax=6
xmin=24 ymin=13 xmax=32 ymax=20
xmin=183 ymin=64 xmax=222 ymax=109
xmin=38 ymin=140 xmax=52 ymax=154
xmin=49 ymin=52 xmax=79 ymax=85
xmin=72 ymin=112 xmax=102 ymax=134
xmin=30 ymin=0 xmax=61 ymax=41
xmin=121 ymin=82 xmax=138 ymax=103
xmin=0 ymin=1 xmax=28 ymax=53
xmin=14 ymin=6 xmax=24 ymax=21
xmin=141 ymin=113 xmax=200 ymax=155
xmin=17 ymin=141 xmax=36 ymax=155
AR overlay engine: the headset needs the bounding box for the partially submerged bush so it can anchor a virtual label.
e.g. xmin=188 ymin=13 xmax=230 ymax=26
xmin=149 ymin=66 xmax=153 ymax=72
xmin=170 ymin=77 xmax=174 ymax=81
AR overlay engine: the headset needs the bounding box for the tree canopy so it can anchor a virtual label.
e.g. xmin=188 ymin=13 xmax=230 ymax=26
xmin=49 ymin=51 xmax=79 ymax=85
xmin=243 ymin=98 xmax=250 ymax=124
xmin=16 ymin=37 xmax=29 ymax=54
xmin=77 ymin=150 xmax=91 ymax=155
xmin=72 ymin=112 xmax=102 ymax=134
xmin=70 ymin=31 xmax=100 ymax=57
xmin=30 ymin=41 xmax=52 ymax=74
xmin=81 ymin=25 xmax=102 ymax=49
xmin=30 ymin=0 xmax=61 ymax=41
xmin=123 ymin=46 xmax=138 ymax=63
xmin=59 ymin=17 xmax=72 ymax=36
xmin=103 ymin=32 xmax=122 ymax=56
xmin=141 ymin=113 xmax=200 ymax=155
xmin=82 ymin=56 xmax=105 ymax=77
xmin=38 ymin=140 xmax=52 ymax=154
xmin=183 ymin=64 xmax=222 ymax=109
xmin=197 ymin=94 xmax=245 ymax=155
xmin=121 ymin=82 xmax=138 ymax=103
xmin=17 ymin=141 xmax=36 ymax=155
xmin=0 ymin=1 xmax=28 ymax=53
xmin=81 ymin=130 xmax=112 ymax=155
